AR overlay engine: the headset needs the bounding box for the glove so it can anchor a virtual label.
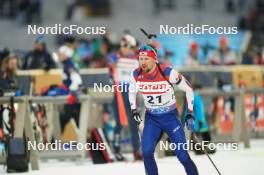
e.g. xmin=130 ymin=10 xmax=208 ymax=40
xmin=132 ymin=109 xmax=142 ymax=125
xmin=185 ymin=113 xmax=195 ymax=131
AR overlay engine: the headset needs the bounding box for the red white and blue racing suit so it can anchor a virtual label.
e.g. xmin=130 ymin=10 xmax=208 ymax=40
xmin=129 ymin=64 xmax=198 ymax=175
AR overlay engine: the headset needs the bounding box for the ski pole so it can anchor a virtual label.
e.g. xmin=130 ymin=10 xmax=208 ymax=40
xmin=193 ymin=133 xmax=222 ymax=175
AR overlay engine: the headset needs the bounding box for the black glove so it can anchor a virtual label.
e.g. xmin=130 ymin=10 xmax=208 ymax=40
xmin=132 ymin=109 xmax=142 ymax=125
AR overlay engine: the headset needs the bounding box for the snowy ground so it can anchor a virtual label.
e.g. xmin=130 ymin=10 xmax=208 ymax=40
xmin=1 ymin=139 xmax=263 ymax=175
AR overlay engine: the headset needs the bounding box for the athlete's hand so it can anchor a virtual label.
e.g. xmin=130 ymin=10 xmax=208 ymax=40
xmin=185 ymin=114 xmax=195 ymax=131
xmin=132 ymin=109 xmax=142 ymax=125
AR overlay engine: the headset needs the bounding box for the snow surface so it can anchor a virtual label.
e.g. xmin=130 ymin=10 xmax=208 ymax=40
xmin=1 ymin=139 xmax=263 ymax=175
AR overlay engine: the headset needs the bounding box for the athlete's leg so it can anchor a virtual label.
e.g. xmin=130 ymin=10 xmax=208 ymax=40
xmin=142 ymin=113 xmax=162 ymax=175
xmin=161 ymin=110 xmax=199 ymax=175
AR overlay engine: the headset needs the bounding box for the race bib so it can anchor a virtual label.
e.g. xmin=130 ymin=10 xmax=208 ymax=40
xmin=137 ymin=81 xmax=176 ymax=112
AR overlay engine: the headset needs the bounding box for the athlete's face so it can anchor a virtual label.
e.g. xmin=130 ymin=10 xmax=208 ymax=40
xmin=139 ymin=55 xmax=156 ymax=73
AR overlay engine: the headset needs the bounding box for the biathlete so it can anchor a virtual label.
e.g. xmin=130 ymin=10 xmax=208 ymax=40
xmin=128 ymin=44 xmax=199 ymax=175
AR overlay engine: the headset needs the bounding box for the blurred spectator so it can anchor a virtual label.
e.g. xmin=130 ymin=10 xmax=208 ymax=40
xmin=225 ymin=0 xmax=235 ymax=13
xmin=17 ymin=0 xmax=42 ymax=25
xmin=58 ymin=45 xmax=82 ymax=132
xmin=22 ymin=36 xmax=56 ymax=70
xmin=254 ymin=48 xmax=264 ymax=65
xmin=56 ymin=34 xmax=116 ymax=69
xmin=89 ymin=0 xmax=110 ymax=16
xmin=208 ymin=36 xmax=237 ymax=65
xmin=58 ymin=32 xmax=118 ymax=67
xmin=0 ymin=47 xmax=10 ymax=67
xmin=242 ymin=46 xmax=264 ymax=65
xmin=74 ymin=39 xmax=93 ymax=68
xmin=30 ymin=0 xmax=42 ymax=24
xmin=107 ymin=34 xmax=142 ymax=161
xmin=65 ymin=0 xmax=76 ymax=20
xmin=0 ymin=55 xmax=18 ymax=92
xmin=153 ymin=0 xmax=177 ymax=14
xmin=241 ymin=50 xmax=256 ymax=65
xmin=239 ymin=0 xmax=264 ymax=48
xmin=89 ymin=36 xmax=111 ymax=68
xmin=0 ymin=0 xmax=16 ymax=18
xmin=58 ymin=45 xmax=82 ymax=91
xmin=182 ymin=84 xmax=216 ymax=154
xmin=64 ymin=37 xmax=82 ymax=69
xmin=185 ymin=41 xmax=200 ymax=67
xmin=16 ymin=0 xmax=30 ymax=24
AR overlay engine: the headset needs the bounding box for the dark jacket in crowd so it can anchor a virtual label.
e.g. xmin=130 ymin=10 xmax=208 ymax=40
xmin=22 ymin=49 xmax=56 ymax=70
xmin=0 ymin=70 xmax=18 ymax=92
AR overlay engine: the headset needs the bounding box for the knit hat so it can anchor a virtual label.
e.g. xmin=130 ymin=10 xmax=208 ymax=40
xmin=139 ymin=45 xmax=157 ymax=61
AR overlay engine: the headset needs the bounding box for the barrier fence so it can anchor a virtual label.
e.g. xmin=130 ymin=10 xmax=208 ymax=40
xmin=1 ymin=87 xmax=263 ymax=170
xmin=0 ymin=65 xmax=263 ymax=171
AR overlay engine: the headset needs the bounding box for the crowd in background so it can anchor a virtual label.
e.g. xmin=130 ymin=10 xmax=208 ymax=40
xmin=0 ymin=0 xmax=263 ymax=91
xmin=0 ymin=33 xmax=263 ymax=76
xmin=0 ymin=0 xmax=251 ymax=22
xmin=0 ymin=0 xmax=111 ymax=24
xmin=0 ymin=0 xmax=263 ymax=69
xmin=0 ymin=0 xmax=42 ymax=24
